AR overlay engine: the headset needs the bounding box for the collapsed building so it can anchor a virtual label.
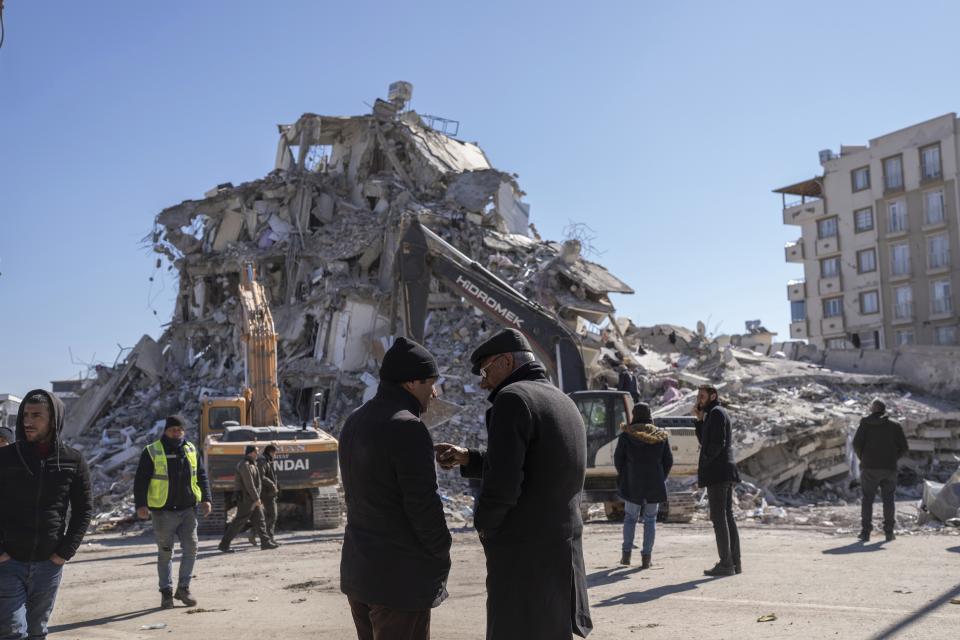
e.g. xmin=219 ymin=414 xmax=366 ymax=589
xmin=60 ymin=83 xmax=960 ymax=531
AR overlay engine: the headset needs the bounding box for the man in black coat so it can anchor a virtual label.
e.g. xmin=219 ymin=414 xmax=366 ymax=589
xmin=436 ymin=329 xmax=593 ymax=639
xmin=614 ymin=403 xmax=673 ymax=568
xmin=853 ymin=399 xmax=909 ymax=542
xmin=0 ymin=390 xmax=93 ymax=639
xmin=339 ymin=337 xmax=451 ymax=640
xmin=694 ymin=384 xmax=741 ymax=577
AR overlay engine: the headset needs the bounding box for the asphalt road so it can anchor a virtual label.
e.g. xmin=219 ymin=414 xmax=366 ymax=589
xmin=49 ymin=521 xmax=960 ymax=639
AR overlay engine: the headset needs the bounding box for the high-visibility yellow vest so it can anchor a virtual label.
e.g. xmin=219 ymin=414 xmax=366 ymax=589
xmin=146 ymin=440 xmax=202 ymax=509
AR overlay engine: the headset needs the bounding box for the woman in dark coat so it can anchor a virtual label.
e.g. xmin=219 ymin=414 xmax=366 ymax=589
xmin=614 ymin=403 xmax=673 ymax=568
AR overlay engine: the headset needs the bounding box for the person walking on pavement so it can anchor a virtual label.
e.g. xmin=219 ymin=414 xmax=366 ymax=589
xmin=218 ymin=445 xmax=277 ymax=553
xmin=339 ymin=337 xmax=451 ymax=640
xmin=853 ymin=399 xmax=908 ymax=542
xmin=435 ymin=329 xmax=593 ymax=639
xmin=134 ymin=415 xmax=213 ymax=609
xmin=0 ymin=390 xmax=93 ymax=639
xmin=694 ymin=384 xmax=741 ymax=577
xmin=615 ymin=402 xmax=673 ymax=568
xmin=249 ymin=444 xmax=280 ymax=546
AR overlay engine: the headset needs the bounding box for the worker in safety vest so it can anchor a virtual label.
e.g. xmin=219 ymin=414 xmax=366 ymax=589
xmin=134 ymin=415 xmax=212 ymax=609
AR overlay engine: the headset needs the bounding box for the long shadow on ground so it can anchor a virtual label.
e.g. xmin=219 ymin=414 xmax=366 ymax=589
xmin=48 ymin=608 xmax=157 ymax=632
xmin=822 ymin=540 xmax=887 ymax=555
xmin=594 ymin=577 xmax=716 ymax=607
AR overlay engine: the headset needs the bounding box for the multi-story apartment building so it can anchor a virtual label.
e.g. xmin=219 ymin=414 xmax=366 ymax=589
xmin=777 ymin=114 xmax=960 ymax=349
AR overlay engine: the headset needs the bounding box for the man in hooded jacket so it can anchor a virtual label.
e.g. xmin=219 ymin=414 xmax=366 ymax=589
xmin=339 ymin=337 xmax=451 ymax=640
xmin=614 ymin=403 xmax=673 ymax=568
xmin=853 ymin=399 xmax=908 ymax=542
xmin=0 ymin=389 xmax=93 ymax=639
xmin=435 ymin=329 xmax=593 ymax=640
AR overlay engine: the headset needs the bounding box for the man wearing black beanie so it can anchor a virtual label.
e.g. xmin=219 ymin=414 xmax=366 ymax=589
xmin=339 ymin=337 xmax=450 ymax=640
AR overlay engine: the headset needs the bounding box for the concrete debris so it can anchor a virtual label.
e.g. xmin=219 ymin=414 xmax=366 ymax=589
xmin=61 ymin=83 xmax=960 ymax=531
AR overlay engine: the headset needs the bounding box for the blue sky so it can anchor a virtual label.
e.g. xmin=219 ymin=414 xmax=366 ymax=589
xmin=2 ymin=0 xmax=960 ymax=394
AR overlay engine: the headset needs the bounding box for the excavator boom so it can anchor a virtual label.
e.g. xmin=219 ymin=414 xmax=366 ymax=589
xmin=239 ymin=262 xmax=281 ymax=427
xmin=398 ymin=219 xmax=587 ymax=392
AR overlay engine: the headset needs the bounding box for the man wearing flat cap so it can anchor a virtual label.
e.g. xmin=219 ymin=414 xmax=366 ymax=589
xmin=436 ymin=329 xmax=592 ymax=639
xmin=340 ymin=337 xmax=451 ymax=640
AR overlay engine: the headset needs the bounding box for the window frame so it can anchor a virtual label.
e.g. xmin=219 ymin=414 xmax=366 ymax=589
xmin=883 ymin=154 xmax=904 ymax=192
xmin=817 ymin=216 xmax=839 ymax=239
xmin=822 ymin=296 xmax=843 ymax=318
xmin=857 ymin=247 xmax=877 ymax=274
xmin=930 ymin=278 xmax=953 ymax=315
xmin=920 ymin=143 xmax=942 ymax=182
xmin=853 ymin=207 xmax=874 ymax=233
xmin=890 ymin=242 xmax=911 ymax=277
xmin=887 ymin=199 xmax=908 ymax=234
xmin=895 ymin=329 xmax=915 ymax=346
xmin=934 ymin=325 xmax=957 ymax=346
xmin=927 ymin=233 xmax=950 ymax=270
xmin=859 ymin=290 xmax=880 ymax=315
xmin=820 ymin=256 xmax=841 ymax=278
xmin=923 ymin=189 xmax=945 ymax=226
xmin=893 ymin=284 xmax=913 ymax=319
xmin=851 ymin=166 xmax=871 ymax=192
xmin=790 ymin=300 xmax=806 ymax=322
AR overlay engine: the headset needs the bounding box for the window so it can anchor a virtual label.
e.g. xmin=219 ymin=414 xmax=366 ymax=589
xmin=817 ymin=216 xmax=838 ymax=239
xmin=859 ymin=331 xmax=879 ymax=350
xmin=934 ymin=325 xmax=957 ymax=345
xmin=890 ymin=243 xmax=911 ymax=276
xmin=860 ymin=290 xmax=880 ymax=314
xmin=883 ymin=155 xmax=904 ymax=191
xmin=820 ymin=256 xmax=840 ymax=278
xmin=895 ymin=329 xmax=915 ymax=346
xmin=857 ymin=248 xmax=877 ymax=273
xmin=887 ymin=199 xmax=908 ymax=233
xmin=854 ymin=207 xmax=874 ymax=232
xmin=790 ymin=300 xmax=806 ymax=322
xmin=931 ymin=279 xmax=952 ymax=315
xmin=823 ymin=297 xmax=843 ymax=318
xmin=924 ymin=189 xmax=945 ymax=225
xmin=851 ymin=166 xmax=870 ymax=192
xmin=893 ymin=285 xmax=913 ymax=319
xmin=928 ymin=234 xmax=950 ymax=270
xmin=921 ymin=143 xmax=942 ymax=181
xmin=826 ymin=338 xmax=848 ymax=350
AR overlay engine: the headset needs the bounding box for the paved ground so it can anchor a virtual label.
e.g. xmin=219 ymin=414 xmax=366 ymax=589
xmin=50 ymin=521 xmax=960 ymax=639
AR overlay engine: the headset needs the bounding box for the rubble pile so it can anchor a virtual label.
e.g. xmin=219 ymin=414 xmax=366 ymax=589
xmin=58 ymin=84 xmax=959 ymax=531
xmin=64 ymin=84 xmax=634 ymax=526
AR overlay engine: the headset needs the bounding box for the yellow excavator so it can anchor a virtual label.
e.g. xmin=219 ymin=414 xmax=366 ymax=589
xmin=197 ymin=263 xmax=340 ymax=535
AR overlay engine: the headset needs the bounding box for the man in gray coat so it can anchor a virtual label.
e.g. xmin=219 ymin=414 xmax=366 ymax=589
xmin=218 ymin=445 xmax=278 ymax=552
xmin=436 ymin=329 xmax=592 ymax=639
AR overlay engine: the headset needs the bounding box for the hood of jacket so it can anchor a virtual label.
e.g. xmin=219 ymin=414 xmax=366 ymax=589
xmin=622 ymin=422 xmax=668 ymax=444
xmin=15 ymin=389 xmax=65 ymax=448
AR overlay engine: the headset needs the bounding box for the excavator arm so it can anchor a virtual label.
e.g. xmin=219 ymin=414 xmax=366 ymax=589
xmin=398 ymin=218 xmax=587 ymax=392
xmin=239 ymin=262 xmax=281 ymax=427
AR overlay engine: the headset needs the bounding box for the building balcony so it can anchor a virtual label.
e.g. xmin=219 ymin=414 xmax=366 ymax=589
xmin=821 ymin=316 xmax=845 ymax=335
xmin=784 ymin=240 xmax=804 ymax=262
xmin=787 ymin=279 xmax=806 ymax=301
xmin=816 ymin=235 xmax=840 ymax=256
xmin=790 ymin=320 xmax=808 ymax=339
xmin=782 ymin=198 xmax=824 ymax=226
xmin=818 ymin=276 xmax=842 ymax=296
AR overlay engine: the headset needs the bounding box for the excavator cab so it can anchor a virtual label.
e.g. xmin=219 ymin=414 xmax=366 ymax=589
xmin=199 ymin=397 xmax=247 ymax=444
